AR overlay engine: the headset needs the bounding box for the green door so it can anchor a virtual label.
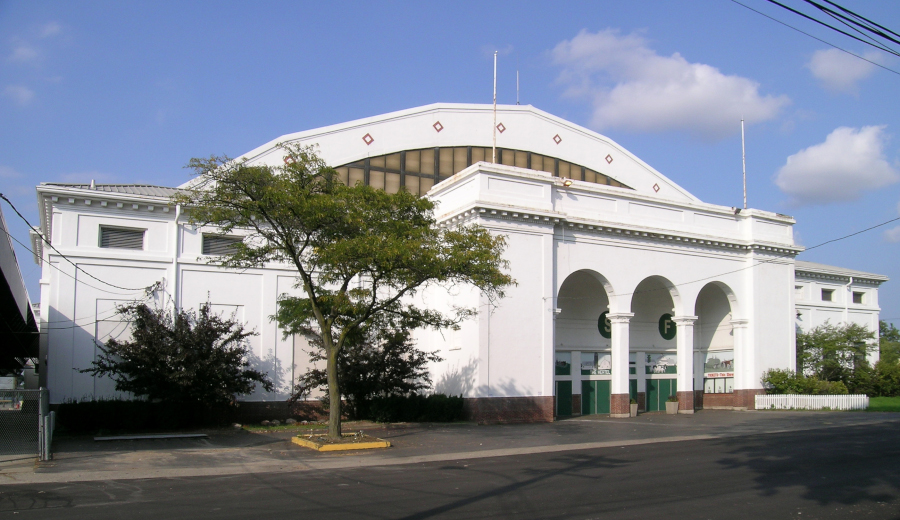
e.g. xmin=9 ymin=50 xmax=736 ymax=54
xmin=647 ymin=379 xmax=660 ymax=412
xmin=629 ymin=379 xmax=638 ymax=403
xmin=556 ymin=381 xmax=573 ymax=417
xmin=581 ymin=381 xmax=595 ymax=415
xmin=596 ymin=380 xmax=611 ymax=414
xmin=647 ymin=379 xmax=677 ymax=411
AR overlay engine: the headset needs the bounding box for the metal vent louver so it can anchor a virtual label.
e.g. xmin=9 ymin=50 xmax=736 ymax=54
xmin=202 ymin=235 xmax=242 ymax=255
xmin=100 ymin=227 xmax=144 ymax=250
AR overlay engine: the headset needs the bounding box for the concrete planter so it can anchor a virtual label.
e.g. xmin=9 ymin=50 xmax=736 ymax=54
xmin=665 ymin=401 xmax=679 ymax=415
xmin=630 ymin=403 xmax=638 ymax=417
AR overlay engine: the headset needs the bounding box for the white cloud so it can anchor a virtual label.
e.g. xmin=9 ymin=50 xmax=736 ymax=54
xmin=885 ymin=225 xmax=900 ymax=243
xmin=775 ymin=126 xmax=899 ymax=206
xmin=3 ymin=85 xmax=34 ymax=106
xmin=9 ymin=45 xmax=39 ymax=63
xmin=550 ymin=29 xmax=789 ymax=138
xmin=807 ymin=48 xmax=878 ymax=93
xmin=40 ymin=22 xmax=61 ymax=38
xmin=0 ymin=166 xmax=22 ymax=179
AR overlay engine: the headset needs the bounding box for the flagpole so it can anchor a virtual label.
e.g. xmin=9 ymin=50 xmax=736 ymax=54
xmin=741 ymin=118 xmax=747 ymax=210
xmin=492 ymin=51 xmax=497 ymax=164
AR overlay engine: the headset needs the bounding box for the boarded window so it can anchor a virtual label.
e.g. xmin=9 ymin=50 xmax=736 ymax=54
xmin=202 ymin=235 xmax=242 ymax=255
xmin=100 ymin=226 xmax=144 ymax=250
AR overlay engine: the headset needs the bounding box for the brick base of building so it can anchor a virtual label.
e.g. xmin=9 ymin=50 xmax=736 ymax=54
xmin=677 ymin=391 xmax=695 ymax=413
xmin=637 ymin=392 xmax=646 ymax=412
xmin=700 ymin=392 xmax=735 ymax=409
xmin=610 ymin=393 xmax=630 ymax=418
xmin=464 ymin=396 xmax=554 ymax=423
xmin=572 ymin=394 xmax=582 ymax=416
xmin=733 ymin=389 xmax=765 ymax=410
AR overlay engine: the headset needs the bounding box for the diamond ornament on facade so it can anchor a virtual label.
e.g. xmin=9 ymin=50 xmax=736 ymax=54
xmin=653 ymin=183 xmax=661 ymax=193
xmin=362 ymin=133 xmax=374 ymax=145
xmin=553 ymin=134 xmax=562 ymax=144
xmin=433 ymin=121 xmax=443 ymax=133
xmin=496 ymin=123 xmax=506 ymax=133
xmin=605 ymin=154 xmax=614 ymax=164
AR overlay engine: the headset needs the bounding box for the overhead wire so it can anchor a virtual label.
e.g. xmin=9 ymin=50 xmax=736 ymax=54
xmin=765 ymin=0 xmax=900 ymax=57
xmin=0 ymin=225 xmax=148 ymax=299
xmin=553 ymin=214 xmax=900 ymax=302
xmin=729 ymin=0 xmax=900 ymax=77
xmin=0 ymin=193 xmax=155 ymax=292
xmin=806 ymin=0 xmax=900 ymax=49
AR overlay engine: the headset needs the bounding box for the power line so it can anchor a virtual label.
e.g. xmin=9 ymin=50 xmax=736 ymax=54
xmin=730 ymin=0 xmax=900 ymax=77
xmin=0 ymin=224 xmax=149 ymax=298
xmin=552 ymin=214 xmax=900 ymax=302
xmin=766 ymin=0 xmax=900 ymax=57
xmin=0 ymin=193 xmax=154 ymax=292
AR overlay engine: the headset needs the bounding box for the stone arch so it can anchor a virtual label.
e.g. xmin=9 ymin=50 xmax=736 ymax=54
xmin=628 ymin=275 xmax=682 ymax=351
xmin=694 ymin=281 xmax=739 ymax=399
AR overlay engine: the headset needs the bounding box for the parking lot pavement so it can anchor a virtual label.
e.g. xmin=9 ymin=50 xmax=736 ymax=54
xmin=2 ymin=410 xmax=898 ymax=485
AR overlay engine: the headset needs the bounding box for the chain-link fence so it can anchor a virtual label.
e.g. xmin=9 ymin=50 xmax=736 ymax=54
xmin=0 ymin=388 xmax=51 ymax=461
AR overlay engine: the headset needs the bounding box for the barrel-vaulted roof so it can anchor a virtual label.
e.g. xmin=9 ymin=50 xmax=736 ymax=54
xmin=206 ymin=103 xmax=700 ymax=203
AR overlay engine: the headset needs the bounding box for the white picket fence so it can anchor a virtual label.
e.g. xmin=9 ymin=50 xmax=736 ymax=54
xmin=755 ymin=394 xmax=869 ymax=411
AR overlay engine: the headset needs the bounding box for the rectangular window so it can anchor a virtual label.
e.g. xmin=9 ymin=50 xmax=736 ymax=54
xmin=822 ymin=288 xmax=834 ymax=302
xmin=555 ymin=352 xmax=571 ymax=376
xmin=100 ymin=226 xmax=144 ymax=250
xmin=202 ymin=235 xmax=242 ymax=255
xmin=853 ymin=291 xmax=864 ymax=304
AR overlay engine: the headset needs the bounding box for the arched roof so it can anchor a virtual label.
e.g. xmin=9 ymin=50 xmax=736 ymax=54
xmin=216 ymin=103 xmax=699 ymax=203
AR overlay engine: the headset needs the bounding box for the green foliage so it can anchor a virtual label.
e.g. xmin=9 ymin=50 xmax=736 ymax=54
xmin=880 ymin=320 xmax=900 ymax=365
xmin=761 ymin=368 xmax=849 ymax=395
xmin=292 ymin=323 xmax=442 ymax=420
xmin=177 ymin=144 xmax=513 ymax=437
xmin=81 ymin=303 xmax=272 ymax=406
xmin=55 ymin=398 xmax=236 ymax=434
xmin=367 ymin=394 xmax=465 ymax=423
xmin=796 ymin=322 xmax=875 ymax=389
xmin=874 ymin=358 xmax=900 ymax=397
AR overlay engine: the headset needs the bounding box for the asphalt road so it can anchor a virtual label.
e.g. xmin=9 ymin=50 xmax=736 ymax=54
xmin=2 ymin=421 xmax=899 ymax=519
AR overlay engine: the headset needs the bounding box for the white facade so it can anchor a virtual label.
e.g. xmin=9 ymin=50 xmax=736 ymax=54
xmin=794 ymin=260 xmax=886 ymax=364
xmin=33 ymin=104 xmax=886 ymax=417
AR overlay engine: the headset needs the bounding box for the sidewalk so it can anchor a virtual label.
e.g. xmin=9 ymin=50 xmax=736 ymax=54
xmin=2 ymin=410 xmax=898 ymax=485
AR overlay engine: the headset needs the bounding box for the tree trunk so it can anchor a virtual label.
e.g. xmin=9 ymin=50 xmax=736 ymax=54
xmin=326 ymin=346 xmax=342 ymax=439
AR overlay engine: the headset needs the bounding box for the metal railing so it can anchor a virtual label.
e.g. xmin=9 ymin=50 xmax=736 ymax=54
xmin=756 ymin=394 xmax=869 ymax=411
xmin=0 ymin=388 xmax=53 ymax=461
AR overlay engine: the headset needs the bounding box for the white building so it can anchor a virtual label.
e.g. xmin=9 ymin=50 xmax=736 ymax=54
xmin=33 ymin=103 xmax=887 ymax=420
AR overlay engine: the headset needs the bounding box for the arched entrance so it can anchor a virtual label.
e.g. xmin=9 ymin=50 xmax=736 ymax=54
xmin=630 ymin=276 xmax=681 ymax=412
xmin=695 ymin=282 xmax=738 ymax=408
xmin=554 ymin=270 xmax=613 ymax=417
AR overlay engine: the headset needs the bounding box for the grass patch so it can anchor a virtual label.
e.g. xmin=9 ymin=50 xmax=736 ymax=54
xmin=243 ymin=423 xmax=326 ymax=433
xmin=866 ymin=396 xmax=900 ymax=412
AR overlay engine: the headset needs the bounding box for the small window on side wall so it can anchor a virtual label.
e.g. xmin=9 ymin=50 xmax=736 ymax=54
xmin=100 ymin=226 xmax=145 ymax=250
xmin=202 ymin=235 xmax=242 ymax=255
xmin=853 ymin=291 xmax=864 ymax=304
xmin=821 ymin=288 xmax=834 ymax=302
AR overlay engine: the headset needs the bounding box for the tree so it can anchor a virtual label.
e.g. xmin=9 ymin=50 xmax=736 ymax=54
xmin=176 ymin=144 xmax=513 ymax=438
xmin=291 ymin=317 xmax=442 ymax=420
xmin=82 ymin=302 xmax=273 ymax=406
xmin=796 ymin=321 xmax=875 ymax=392
xmin=880 ymin=320 xmax=900 ymax=365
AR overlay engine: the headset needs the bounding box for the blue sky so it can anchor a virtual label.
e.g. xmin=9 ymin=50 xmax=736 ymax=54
xmin=2 ymin=0 xmax=899 ymax=327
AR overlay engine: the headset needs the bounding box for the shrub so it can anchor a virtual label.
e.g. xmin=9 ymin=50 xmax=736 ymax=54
xmin=761 ymin=369 xmax=848 ymax=395
xmin=81 ymin=303 xmax=272 ymax=406
xmin=875 ymin=359 xmax=900 ymax=397
xmin=367 ymin=394 xmax=464 ymax=423
xmin=55 ymin=398 xmax=237 ymax=434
